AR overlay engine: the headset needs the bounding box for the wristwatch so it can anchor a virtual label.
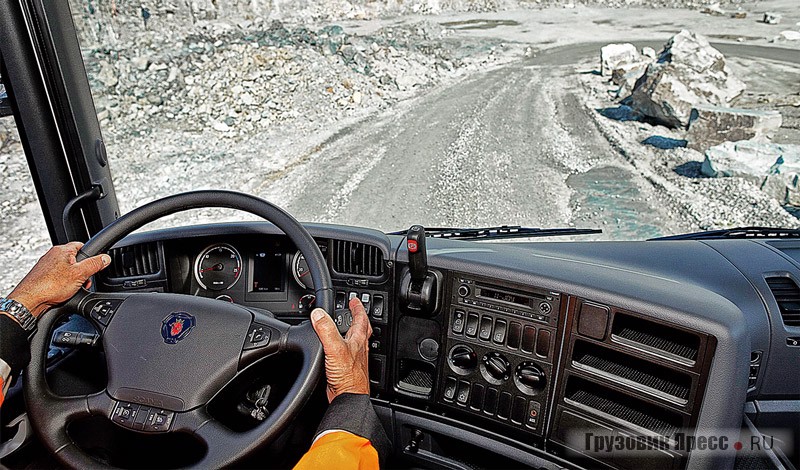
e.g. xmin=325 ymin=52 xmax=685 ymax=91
xmin=0 ymin=298 xmax=37 ymax=333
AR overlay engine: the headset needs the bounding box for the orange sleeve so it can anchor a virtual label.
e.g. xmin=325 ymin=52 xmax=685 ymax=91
xmin=0 ymin=377 xmax=5 ymax=408
xmin=293 ymin=431 xmax=380 ymax=470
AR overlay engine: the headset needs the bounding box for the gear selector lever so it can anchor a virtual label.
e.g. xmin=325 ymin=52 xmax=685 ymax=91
xmin=407 ymin=225 xmax=428 ymax=287
xmin=399 ymin=225 xmax=441 ymax=316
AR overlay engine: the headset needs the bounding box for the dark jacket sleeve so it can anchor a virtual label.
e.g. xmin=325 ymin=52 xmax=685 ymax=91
xmin=0 ymin=314 xmax=31 ymax=374
xmin=315 ymin=393 xmax=392 ymax=464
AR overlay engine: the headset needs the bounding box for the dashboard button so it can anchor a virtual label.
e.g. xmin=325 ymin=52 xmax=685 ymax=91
xmin=511 ymin=396 xmax=526 ymax=424
xmin=456 ymin=381 xmax=471 ymax=406
xmin=479 ymin=316 xmax=492 ymax=341
xmin=536 ymin=329 xmax=551 ymax=358
xmin=443 ymin=377 xmax=457 ymax=402
xmin=526 ymin=401 xmax=541 ymax=429
xmin=372 ymin=295 xmax=384 ymax=319
xmin=335 ymin=292 xmax=347 ymax=310
xmin=133 ymin=406 xmax=150 ymax=430
xmin=521 ymin=326 xmax=536 ymax=353
xmin=465 ymin=313 xmax=479 ymax=337
xmin=483 ymin=387 xmax=499 ymax=415
xmin=452 ymin=310 xmax=466 ymax=334
xmin=493 ymin=319 xmax=507 ymax=344
xmin=507 ymin=322 xmax=522 ymax=349
xmin=497 ymin=392 xmax=512 ymax=420
xmin=470 ymin=383 xmax=485 ymax=411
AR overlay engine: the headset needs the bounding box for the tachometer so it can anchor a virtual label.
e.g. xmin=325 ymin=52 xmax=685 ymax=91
xmin=194 ymin=244 xmax=242 ymax=291
xmin=291 ymin=251 xmax=313 ymax=290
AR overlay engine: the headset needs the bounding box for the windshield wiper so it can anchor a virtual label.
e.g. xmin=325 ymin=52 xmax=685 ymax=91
xmin=650 ymin=226 xmax=800 ymax=241
xmin=387 ymin=225 xmax=602 ymax=240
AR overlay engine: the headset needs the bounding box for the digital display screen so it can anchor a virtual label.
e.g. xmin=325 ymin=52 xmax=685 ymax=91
xmin=477 ymin=287 xmax=530 ymax=307
xmin=251 ymin=251 xmax=284 ymax=292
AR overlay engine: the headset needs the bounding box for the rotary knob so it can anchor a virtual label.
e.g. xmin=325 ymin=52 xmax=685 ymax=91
xmin=481 ymin=352 xmax=510 ymax=384
xmin=449 ymin=345 xmax=477 ymax=373
xmin=515 ymin=362 xmax=546 ymax=395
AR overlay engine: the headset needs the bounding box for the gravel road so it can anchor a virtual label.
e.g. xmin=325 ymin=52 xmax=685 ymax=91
xmin=263 ymin=42 xmax=800 ymax=239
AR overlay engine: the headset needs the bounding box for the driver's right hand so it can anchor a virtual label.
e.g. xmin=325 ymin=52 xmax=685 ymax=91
xmin=310 ymin=298 xmax=372 ymax=402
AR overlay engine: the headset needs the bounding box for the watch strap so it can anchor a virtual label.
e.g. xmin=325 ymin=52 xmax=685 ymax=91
xmin=0 ymin=298 xmax=36 ymax=332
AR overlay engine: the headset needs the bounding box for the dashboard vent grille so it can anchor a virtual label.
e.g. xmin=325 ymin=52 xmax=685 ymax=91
xmin=766 ymin=277 xmax=800 ymax=327
xmin=611 ymin=313 xmax=700 ymax=365
xmin=108 ymin=242 xmax=161 ymax=278
xmin=565 ymin=377 xmax=682 ymax=438
xmin=572 ymin=341 xmax=691 ymax=404
xmin=331 ymin=240 xmax=384 ymax=277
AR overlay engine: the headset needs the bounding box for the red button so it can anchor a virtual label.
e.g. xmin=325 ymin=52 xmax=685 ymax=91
xmin=408 ymin=240 xmax=418 ymax=253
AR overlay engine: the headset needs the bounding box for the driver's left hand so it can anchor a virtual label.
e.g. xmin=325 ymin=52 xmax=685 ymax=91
xmin=7 ymin=242 xmax=111 ymax=318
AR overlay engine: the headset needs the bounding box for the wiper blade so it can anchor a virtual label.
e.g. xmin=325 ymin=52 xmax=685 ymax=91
xmin=387 ymin=225 xmax=602 ymax=240
xmin=650 ymin=226 xmax=800 ymax=241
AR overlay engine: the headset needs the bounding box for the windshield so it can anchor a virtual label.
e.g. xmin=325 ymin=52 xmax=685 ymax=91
xmin=4 ymin=1 xmax=800 ymax=260
xmin=70 ymin=1 xmax=799 ymax=238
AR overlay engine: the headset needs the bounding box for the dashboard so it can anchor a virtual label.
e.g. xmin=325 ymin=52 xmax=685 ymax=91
xmin=91 ymin=221 xmax=800 ymax=470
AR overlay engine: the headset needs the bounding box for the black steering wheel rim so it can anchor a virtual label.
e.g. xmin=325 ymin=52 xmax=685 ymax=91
xmin=24 ymin=190 xmax=332 ymax=469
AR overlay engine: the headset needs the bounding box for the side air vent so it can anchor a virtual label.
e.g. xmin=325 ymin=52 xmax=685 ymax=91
xmin=565 ymin=376 xmax=683 ymax=439
xmin=331 ymin=240 xmax=385 ymax=277
xmin=611 ymin=313 xmax=700 ymax=366
xmin=572 ymin=340 xmax=691 ymax=405
xmin=766 ymin=277 xmax=800 ymax=327
xmin=107 ymin=242 xmax=161 ymax=278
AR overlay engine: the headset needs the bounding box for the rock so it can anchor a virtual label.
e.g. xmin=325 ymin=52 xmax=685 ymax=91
xmin=132 ymin=56 xmax=151 ymax=71
xmin=702 ymin=141 xmax=800 ymax=205
xmin=97 ymin=61 xmax=119 ymax=88
xmin=775 ymin=31 xmax=800 ymax=42
xmin=700 ymin=3 xmax=724 ymax=16
xmin=730 ymin=11 xmax=747 ymax=19
xmin=611 ymin=61 xmax=649 ymax=97
xmin=628 ymin=30 xmax=746 ymax=128
xmin=600 ymin=43 xmax=639 ymax=77
xmin=641 ymin=47 xmax=657 ymax=60
xmin=687 ymin=106 xmax=782 ymax=151
xmin=763 ymin=12 xmax=781 ymax=25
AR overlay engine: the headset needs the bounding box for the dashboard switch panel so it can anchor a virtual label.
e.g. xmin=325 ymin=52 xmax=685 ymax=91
xmin=439 ymin=273 xmax=561 ymax=437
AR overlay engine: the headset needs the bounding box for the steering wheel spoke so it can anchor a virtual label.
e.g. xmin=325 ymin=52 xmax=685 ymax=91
xmin=71 ymin=290 xmax=131 ymax=330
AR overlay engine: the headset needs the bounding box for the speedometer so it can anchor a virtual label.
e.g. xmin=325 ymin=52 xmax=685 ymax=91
xmin=194 ymin=244 xmax=242 ymax=291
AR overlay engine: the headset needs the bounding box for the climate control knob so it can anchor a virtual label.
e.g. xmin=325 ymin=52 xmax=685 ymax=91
xmin=514 ymin=361 xmax=546 ymax=395
xmin=449 ymin=345 xmax=477 ymax=374
xmin=481 ymin=352 xmax=510 ymax=384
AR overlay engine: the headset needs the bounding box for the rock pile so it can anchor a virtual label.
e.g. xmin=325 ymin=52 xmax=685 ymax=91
xmin=702 ymin=141 xmax=800 ymax=205
xmin=81 ymin=18 xmax=510 ymax=140
xmin=626 ymin=30 xmax=745 ymax=128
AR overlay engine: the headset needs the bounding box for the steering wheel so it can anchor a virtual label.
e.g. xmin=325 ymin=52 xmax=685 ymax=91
xmin=23 ymin=190 xmax=333 ymax=468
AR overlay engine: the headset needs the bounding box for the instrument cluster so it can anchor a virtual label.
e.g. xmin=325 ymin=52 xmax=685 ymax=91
xmin=187 ymin=239 xmax=324 ymax=315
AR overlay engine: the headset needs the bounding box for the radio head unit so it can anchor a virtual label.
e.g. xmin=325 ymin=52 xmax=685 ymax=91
xmin=455 ymin=277 xmax=560 ymax=326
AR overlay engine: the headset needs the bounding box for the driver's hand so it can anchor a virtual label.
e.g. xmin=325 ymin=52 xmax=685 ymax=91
xmin=8 ymin=242 xmax=111 ymax=318
xmin=310 ymin=298 xmax=372 ymax=402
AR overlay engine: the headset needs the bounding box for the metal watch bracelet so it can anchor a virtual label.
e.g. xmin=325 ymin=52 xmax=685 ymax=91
xmin=0 ymin=298 xmax=37 ymax=332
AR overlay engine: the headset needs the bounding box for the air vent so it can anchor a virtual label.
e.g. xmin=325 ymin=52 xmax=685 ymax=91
xmin=766 ymin=277 xmax=800 ymax=327
xmin=565 ymin=376 xmax=682 ymax=439
xmin=611 ymin=313 xmax=700 ymax=366
xmin=108 ymin=242 xmax=161 ymax=278
xmin=572 ymin=340 xmax=691 ymax=405
xmin=331 ymin=240 xmax=385 ymax=277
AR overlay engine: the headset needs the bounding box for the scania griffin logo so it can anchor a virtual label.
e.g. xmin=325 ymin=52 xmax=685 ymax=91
xmin=161 ymin=312 xmax=196 ymax=344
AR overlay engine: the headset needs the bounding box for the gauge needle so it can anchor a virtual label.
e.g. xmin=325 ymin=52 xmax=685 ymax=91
xmin=200 ymin=263 xmax=224 ymax=273
xmin=300 ymin=270 xmax=311 ymax=278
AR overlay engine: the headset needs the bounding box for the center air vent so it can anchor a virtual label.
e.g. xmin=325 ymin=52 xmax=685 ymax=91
xmin=107 ymin=242 xmax=161 ymax=278
xmin=766 ymin=277 xmax=800 ymax=327
xmin=331 ymin=240 xmax=385 ymax=277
